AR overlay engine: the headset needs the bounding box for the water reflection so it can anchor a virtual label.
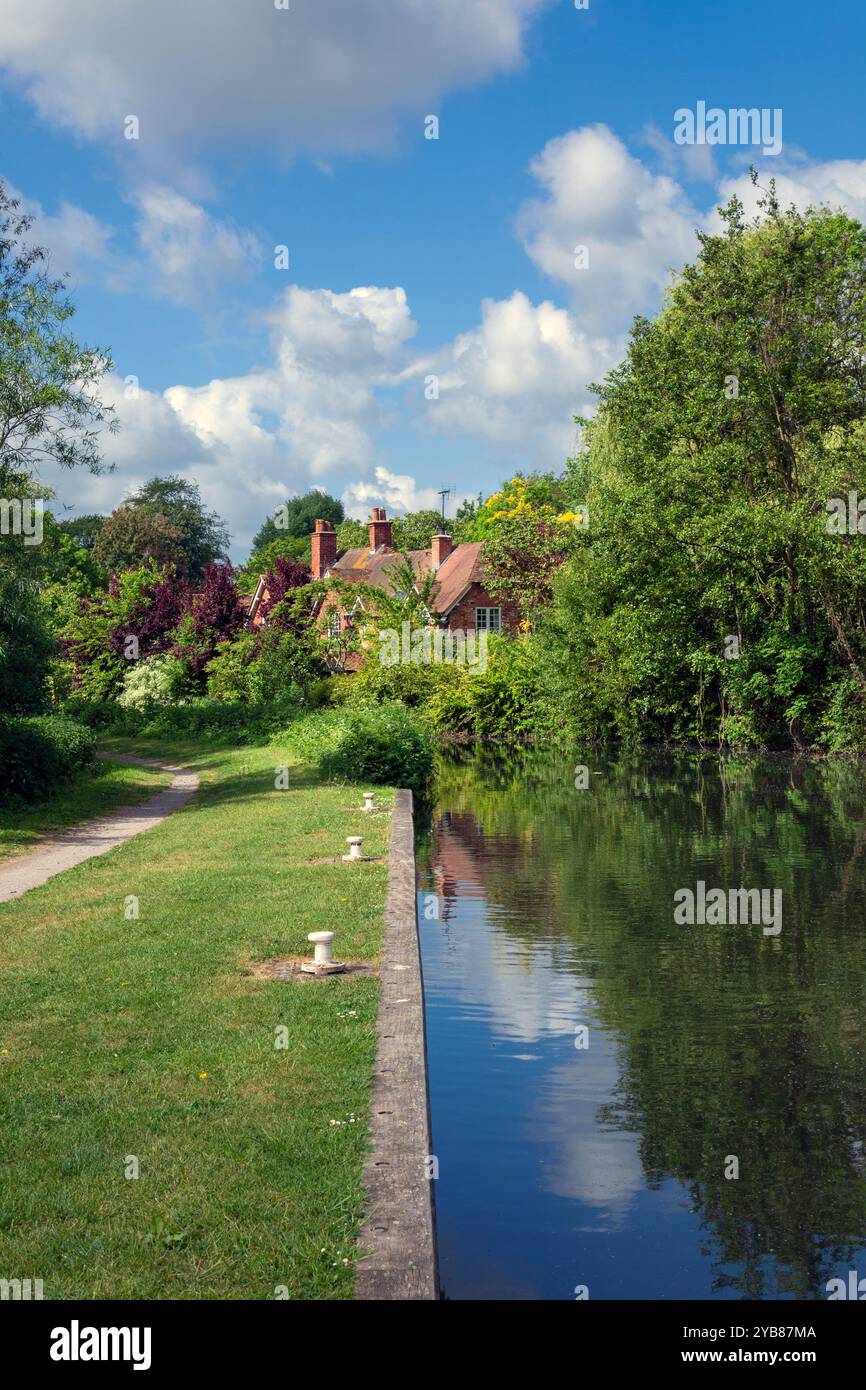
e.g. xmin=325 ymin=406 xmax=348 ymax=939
xmin=417 ymin=747 xmax=866 ymax=1300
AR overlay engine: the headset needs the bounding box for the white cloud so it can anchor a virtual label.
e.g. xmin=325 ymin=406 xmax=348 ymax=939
xmin=10 ymin=180 xmax=262 ymax=309
xmin=517 ymin=124 xmax=702 ymax=332
xmin=126 ymin=186 xmax=261 ymax=307
xmin=718 ymin=158 xmax=866 ymax=227
xmin=421 ymin=290 xmax=611 ymax=461
xmin=0 ymin=0 xmax=549 ymax=172
xmin=639 ymin=120 xmax=717 ymax=183
xmin=42 ymin=284 xmax=421 ymax=555
xmin=34 ymin=133 xmax=866 ymax=561
xmin=341 ymin=466 xmax=445 ymax=520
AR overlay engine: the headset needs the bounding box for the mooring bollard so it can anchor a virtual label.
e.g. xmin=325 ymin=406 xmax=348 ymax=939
xmin=302 ymin=929 xmax=345 ymax=975
xmin=362 ymin=791 xmax=375 ymax=813
xmin=343 ymin=836 xmax=365 ymax=862
xmin=308 ymin=931 xmax=335 ymax=965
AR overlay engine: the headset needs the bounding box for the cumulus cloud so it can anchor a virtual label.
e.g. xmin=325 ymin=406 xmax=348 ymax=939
xmin=342 ymin=466 xmax=446 ymax=519
xmin=42 ymin=284 xmax=421 ymax=555
xmin=35 ymin=131 xmax=866 ymax=560
xmin=0 ymin=0 xmax=549 ymax=172
xmin=419 ymin=290 xmax=611 ymax=460
xmin=517 ymin=124 xmax=702 ymax=331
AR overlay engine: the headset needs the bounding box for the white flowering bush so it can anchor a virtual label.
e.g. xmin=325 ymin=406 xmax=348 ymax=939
xmin=118 ymin=655 xmax=192 ymax=712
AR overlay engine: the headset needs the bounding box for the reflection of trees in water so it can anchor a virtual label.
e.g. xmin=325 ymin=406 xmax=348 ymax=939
xmin=419 ymin=747 xmax=866 ymax=1297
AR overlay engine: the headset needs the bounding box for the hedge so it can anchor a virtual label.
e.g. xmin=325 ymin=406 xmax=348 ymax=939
xmin=0 ymin=714 xmax=96 ymax=805
xmin=61 ymin=695 xmax=305 ymax=744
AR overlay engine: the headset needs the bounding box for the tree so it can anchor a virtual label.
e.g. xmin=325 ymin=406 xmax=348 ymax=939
xmin=259 ymin=555 xmax=312 ymax=626
xmin=252 ymin=490 xmax=343 ymax=549
xmin=0 ymin=179 xmax=116 ymax=494
xmin=539 ymin=181 xmax=866 ymax=747
xmin=335 ymin=517 xmax=367 ymax=550
xmin=0 ymin=178 xmax=115 ymax=714
xmin=482 ymin=512 xmax=579 ymax=625
xmin=93 ymin=505 xmax=187 ymax=575
xmin=172 ymin=562 xmax=244 ymax=676
xmin=55 ymin=513 xmax=106 ymax=550
xmin=392 ymin=510 xmax=447 ymax=551
xmin=0 ymin=569 xmax=55 ymax=714
xmin=124 ymin=476 xmax=229 ymax=580
xmin=236 ymin=534 xmax=310 ymax=595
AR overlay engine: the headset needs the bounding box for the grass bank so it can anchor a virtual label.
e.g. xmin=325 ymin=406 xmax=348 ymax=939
xmin=0 ymin=736 xmax=392 ymax=1299
xmin=0 ymin=758 xmax=173 ymax=863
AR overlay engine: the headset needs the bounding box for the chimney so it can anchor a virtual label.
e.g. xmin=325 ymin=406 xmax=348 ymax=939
xmin=431 ymin=533 xmax=452 ymax=570
xmin=311 ymin=518 xmax=337 ymax=579
xmin=368 ymin=506 xmax=392 ymax=552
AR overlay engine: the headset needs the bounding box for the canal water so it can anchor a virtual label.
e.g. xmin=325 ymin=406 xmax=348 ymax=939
xmin=416 ymin=747 xmax=866 ymax=1300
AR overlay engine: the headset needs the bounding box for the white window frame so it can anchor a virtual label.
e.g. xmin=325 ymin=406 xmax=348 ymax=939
xmin=326 ymin=611 xmax=341 ymax=638
xmin=475 ymin=606 xmax=501 ymax=633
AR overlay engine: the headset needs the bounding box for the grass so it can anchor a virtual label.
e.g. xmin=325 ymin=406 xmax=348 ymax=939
xmin=0 ymin=758 xmax=174 ymax=862
xmin=0 ymin=735 xmax=393 ymax=1299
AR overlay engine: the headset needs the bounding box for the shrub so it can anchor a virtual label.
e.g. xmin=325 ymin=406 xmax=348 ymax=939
xmin=206 ymin=628 xmax=323 ymax=704
xmin=345 ymin=658 xmax=464 ymax=710
xmin=61 ymin=696 xmax=305 ymax=745
xmin=0 ymin=714 xmax=95 ymax=804
xmin=287 ymin=702 xmax=434 ymax=799
xmin=309 ymin=675 xmax=353 ymax=708
xmin=119 ymin=654 xmax=194 ymax=711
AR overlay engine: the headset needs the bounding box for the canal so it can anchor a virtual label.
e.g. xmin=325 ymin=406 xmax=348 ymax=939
xmin=416 ymin=747 xmax=866 ymax=1300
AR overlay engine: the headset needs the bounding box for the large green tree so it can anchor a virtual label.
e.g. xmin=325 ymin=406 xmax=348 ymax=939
xmin=252 ymin=490 xmax=343 ymax=549
xmin=538 ymin=181 xmax=866 ymax=749
xmin=93 ymin=504 xmax=187 ymax=576
xmin=122 ymin=476 xmax=229 ymax=580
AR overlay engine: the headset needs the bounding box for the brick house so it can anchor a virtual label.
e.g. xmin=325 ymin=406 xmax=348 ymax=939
xmin=246 ymin=507 xmax=518 ymax=648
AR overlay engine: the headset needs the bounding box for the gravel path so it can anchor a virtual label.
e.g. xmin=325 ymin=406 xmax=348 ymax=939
xmin=0 ymin=753 xmax=199 ymax=905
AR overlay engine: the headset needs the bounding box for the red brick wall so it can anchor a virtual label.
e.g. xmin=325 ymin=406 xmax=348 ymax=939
xmin=445 ymin=583 xmax=519 ymax=634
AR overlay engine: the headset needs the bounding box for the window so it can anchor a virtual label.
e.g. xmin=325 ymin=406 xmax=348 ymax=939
xmin=475 ymin=607 xmax=501 ymax=632
xmin=326 ymin=612 xmax=341 ymax=638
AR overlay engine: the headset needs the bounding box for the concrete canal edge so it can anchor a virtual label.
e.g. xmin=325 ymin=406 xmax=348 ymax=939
xmin=355 ymin=788 xmax=439 ymax=1301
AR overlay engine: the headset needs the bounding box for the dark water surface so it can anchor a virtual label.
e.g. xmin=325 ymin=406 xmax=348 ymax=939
xmin=416 ymin=748 xmax=866 ymax=1300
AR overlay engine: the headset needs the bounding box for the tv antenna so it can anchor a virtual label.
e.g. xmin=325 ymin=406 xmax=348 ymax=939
xmin=437 ymin=486 xmax=453 ymax=527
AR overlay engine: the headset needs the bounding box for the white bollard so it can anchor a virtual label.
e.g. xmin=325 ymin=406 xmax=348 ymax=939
xmin=343 ymin=836 xmax=364 ymax=862
xmin=362 ymin=792 xmax=375 ymax=813
xmin=308 ymin=931 xmax=334 ymax=965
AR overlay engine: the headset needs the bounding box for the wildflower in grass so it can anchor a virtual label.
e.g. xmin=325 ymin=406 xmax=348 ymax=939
xmin=198 ymin=1072 xmax=208 ymax=1079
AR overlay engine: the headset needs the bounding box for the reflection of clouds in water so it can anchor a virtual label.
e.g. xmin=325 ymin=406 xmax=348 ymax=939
xmin=424 ymin=890 xmax=644 ymax=1220
xmin=426 ymin=892 xmax=592 ymax=1045
xmin=532 ymin=1057 xmax=644 ymax=1220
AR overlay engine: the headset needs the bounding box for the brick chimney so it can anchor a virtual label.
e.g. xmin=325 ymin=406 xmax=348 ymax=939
xmin=431 ymin=533 xmax=452 ymax=570
xmin=311 ymin=519 xmax=337 ymax=579
xmin=368 ymin=506 xmax=392 ymax=552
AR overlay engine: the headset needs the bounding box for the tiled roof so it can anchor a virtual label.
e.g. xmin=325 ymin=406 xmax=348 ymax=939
xmin=327 ymin=541 xmax=484 ymax=616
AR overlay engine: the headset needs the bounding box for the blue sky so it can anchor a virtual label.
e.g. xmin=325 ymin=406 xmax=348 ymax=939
xmin=2 ymin=0 xmax=865 ymax=558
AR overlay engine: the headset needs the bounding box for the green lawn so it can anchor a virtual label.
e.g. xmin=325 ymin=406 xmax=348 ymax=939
xmin=0 ymin=736 xmax=392 ymax=1299
xmin=0 ymin=758 xmax=173 ymax=862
